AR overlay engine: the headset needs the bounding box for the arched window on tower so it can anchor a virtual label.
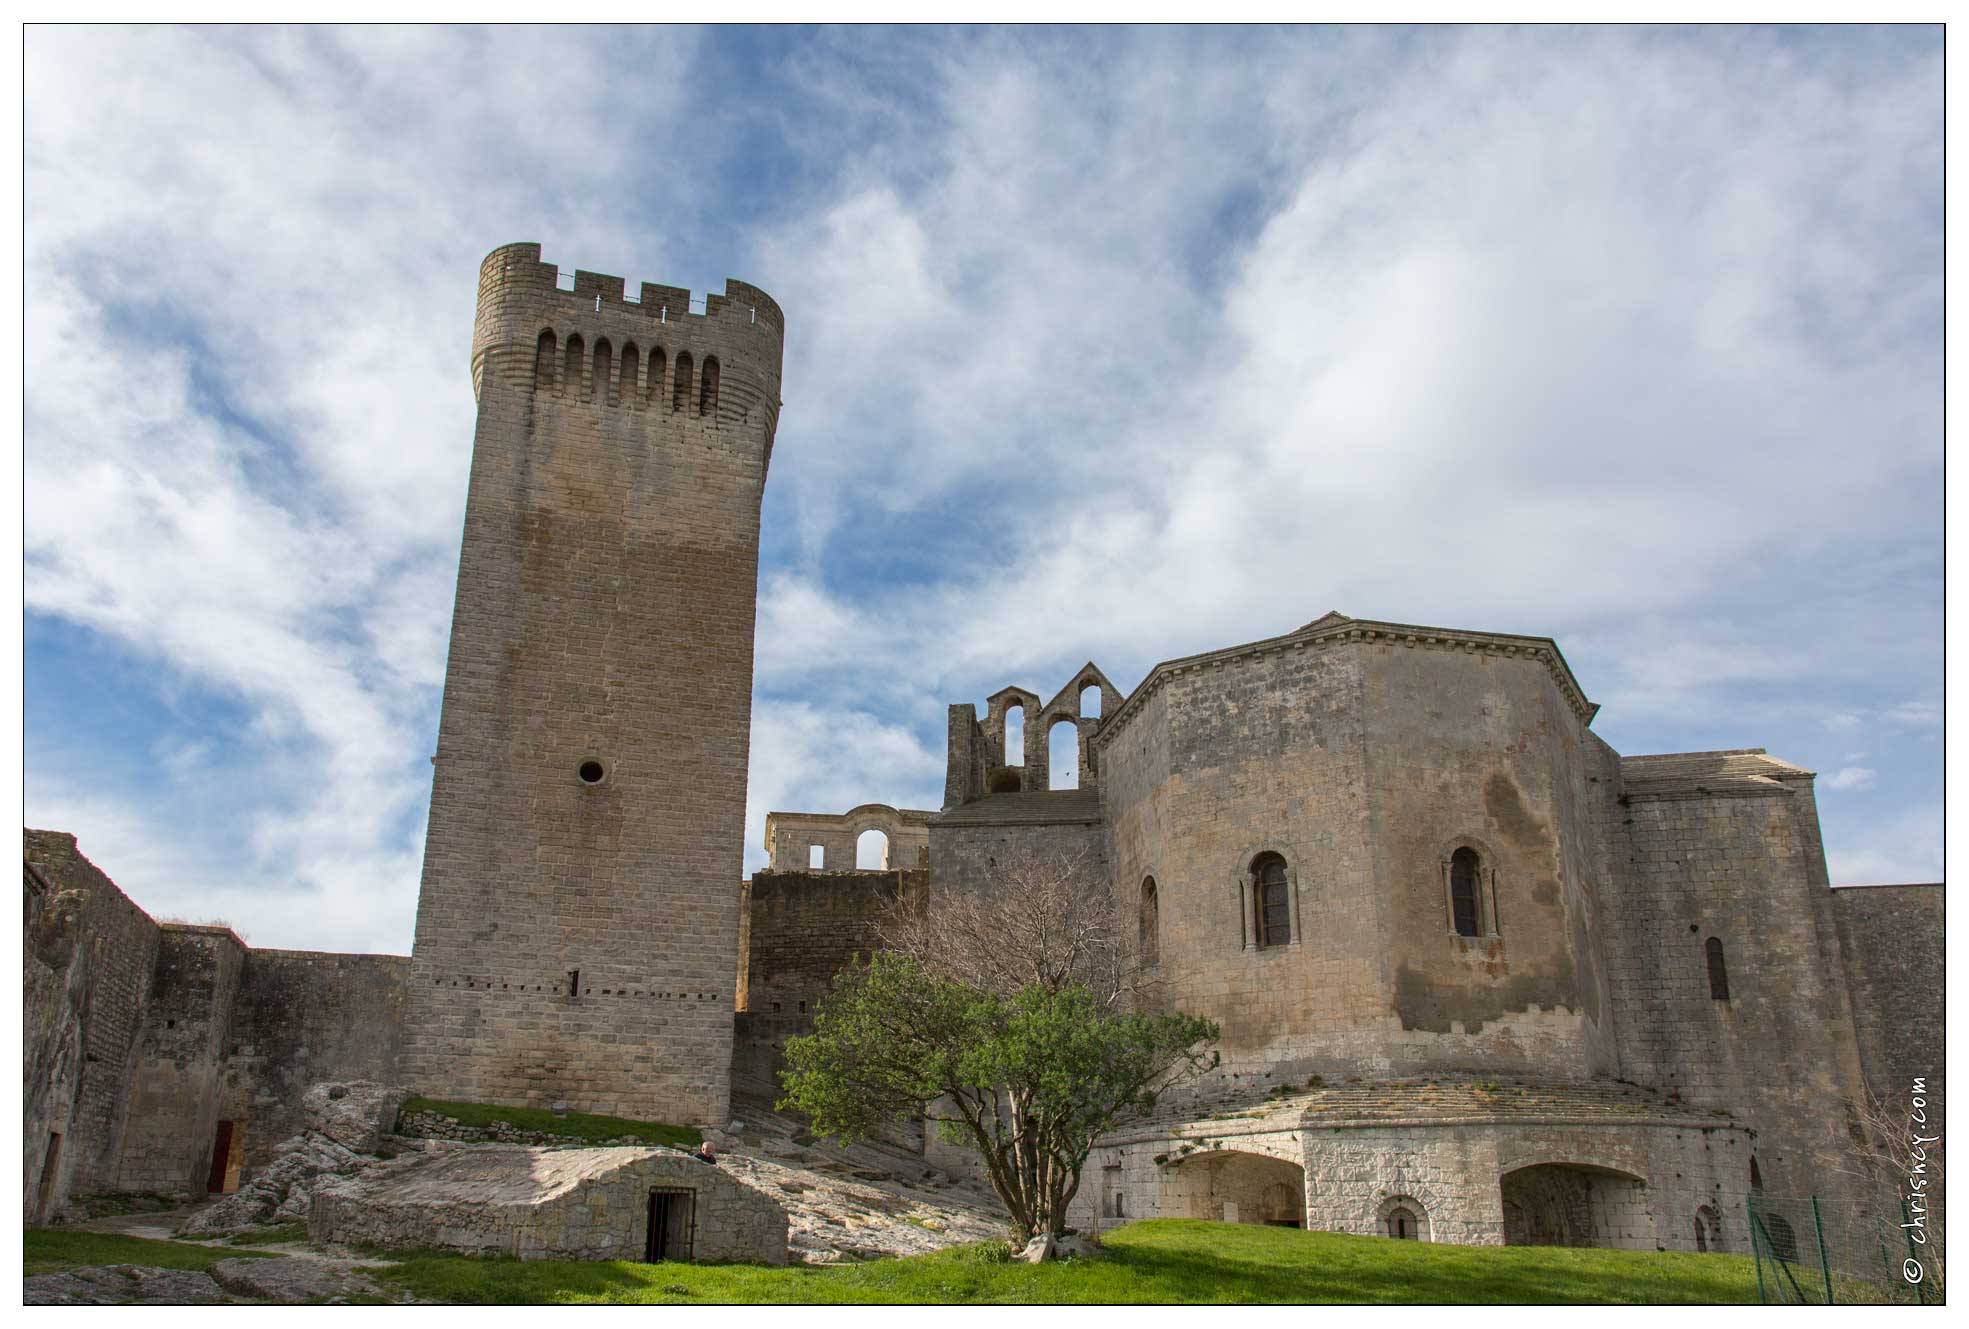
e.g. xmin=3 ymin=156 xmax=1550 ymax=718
xmin=1252 ymin=853 xmax=1290 ymax=949
xmin=1706 ymin=937 xmax=1730 ymax=1000
xmin=1139 ymin=877 xmax=1159 ymax=964
xmin=646 ymin=346 xmax=666 ymax=406
xmin=673 ymin=351 xmax=693 ymax=412
xmin=700 ymin=356 xmax=720 ymax=417
xmin=562 ymin=334 xmax=585 ymax=399
xmin=620 ymin=342 xmax=639 ymax=400
xmin=592 ymin=338 xmax=612 ymax=403
xmin=1449 ymin=847 xmax=1483 ymax=938
xmin=534 ymin=329 xmax=557 ymax=392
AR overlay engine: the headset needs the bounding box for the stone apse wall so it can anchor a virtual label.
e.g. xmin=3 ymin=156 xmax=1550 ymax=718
xmin=1089 ymin=616 xmax=1617 ymax=1088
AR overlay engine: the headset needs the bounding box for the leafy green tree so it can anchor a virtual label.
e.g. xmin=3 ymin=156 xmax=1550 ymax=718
xmin=780 ymin=951 xmax=1218 ymax=1244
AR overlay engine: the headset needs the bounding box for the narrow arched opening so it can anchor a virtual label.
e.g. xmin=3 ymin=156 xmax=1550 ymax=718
xmin=620 ymin=341 xmax=640 ymax=400
xmin=534 ymin=328 xmax=557 ymax=392
xmin=700 ymin=356 xmax=720 ymax=417
xmin=592 ymin=338 xmax=612 ymax=403
xmin=646 ymin=346 xmax=666 ymax=406
xmin=1450 ymin=846 xmax=1482 ymax=937
xmin=562 ymin=333 xmax=585 ymax=399
xmin=1080 ymin=683 xmax=1103 ymax=718
xmin=1003 ymin=703 xmax=1024 ymax=770
xmin=1139 ymin=877 xmax=1159 ymax=964
xmin=1048 ymin=718 xmax=1079 ymax=789
xmin=1251 ymin=852 xmax=1291 ymax=948
xmin=673 ymin=351 xmax=694 ymax=412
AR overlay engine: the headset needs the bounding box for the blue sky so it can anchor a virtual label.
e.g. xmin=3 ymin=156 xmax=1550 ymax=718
xmin=23 ymin=25 xmax=1942 ymax=954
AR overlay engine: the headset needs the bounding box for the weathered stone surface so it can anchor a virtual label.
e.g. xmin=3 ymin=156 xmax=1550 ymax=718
xmin=208 ymin=1256 xmax=392 ymax=1305
xmin=299 ymin=1081 xmax=409 ymax=1155
xmin=24 ymin=1265 xmax=233 ymax=1305
xmin=177 ymin=1087 xmax=402 ymax=1237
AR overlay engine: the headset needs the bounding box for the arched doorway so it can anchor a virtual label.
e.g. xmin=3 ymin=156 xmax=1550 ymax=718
xmin=1499 ymin=1162 xmax=1647 ymax=1249
xmin=1168 ymin=1149 xmax=1305 ymax=1227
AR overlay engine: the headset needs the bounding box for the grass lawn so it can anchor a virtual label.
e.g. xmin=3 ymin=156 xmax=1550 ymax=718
xmin=369 ymin=1219 xmax=1764 ymax=1304
xmin=397 ymin=1097 xmax=701 ymax=1149
xmin=25 ymin=1229 xmax=282 ymax=1277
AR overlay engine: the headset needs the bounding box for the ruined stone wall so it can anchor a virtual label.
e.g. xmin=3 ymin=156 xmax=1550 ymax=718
xmin=24 ymin=830 xmax=413 ymax=1210
xmin=114 ymin=926 xmax=248 ymax=1194
xmin=926 ymin=816 xmax=1110 ymax=902
xmin=1357 ymin=640 xmax=1618 ymax=1079
xmin=740 ymin=869 xmax=918 ymax=1016
xmin=763 ymin=808 xmax=932 ymax=873
xmin=1604 ymin=773 xmax=1872 ymax=1204
xmin=24 ymin=831 xmax=162 ymax=1220
xmin=404 ymin=245 xmax=784 ymax=1127
xmin=220 ymin=949 xmax=410 ymax=1174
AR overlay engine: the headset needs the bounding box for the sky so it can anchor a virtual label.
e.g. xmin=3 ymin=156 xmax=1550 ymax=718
xmin=22 ymin=24 xmax=1942 ymax=955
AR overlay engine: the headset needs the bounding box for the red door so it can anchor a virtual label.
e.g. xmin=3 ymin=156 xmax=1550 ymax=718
xmin=205 ymin=1121 xmax=234 ymax=1193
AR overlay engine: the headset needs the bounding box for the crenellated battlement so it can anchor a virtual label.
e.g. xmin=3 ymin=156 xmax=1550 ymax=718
xmin=476 ymin=242 xmax=784 ymax=338
xmin=470 ymin=243 xmax=784 ymax=441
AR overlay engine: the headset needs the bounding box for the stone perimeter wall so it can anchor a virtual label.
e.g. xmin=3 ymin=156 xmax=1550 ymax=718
xmin=22 ymin=830 xmax=409 ymax=1220
xmin=24 ymin=831 xmax=161 ymax=1221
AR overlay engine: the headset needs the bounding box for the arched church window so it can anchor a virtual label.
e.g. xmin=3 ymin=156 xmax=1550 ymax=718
xmin=1450 ymin=847 xmax=1482 ymax=937
xmin=1253 ymin=853 xmax=1290 ymax=948
xmin=1140 ymin=877 xmax=1159 ymax=963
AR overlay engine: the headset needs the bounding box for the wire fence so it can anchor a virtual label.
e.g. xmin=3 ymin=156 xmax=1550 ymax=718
xmin=1748 ymin=1193 xmax=1943 ymax=1304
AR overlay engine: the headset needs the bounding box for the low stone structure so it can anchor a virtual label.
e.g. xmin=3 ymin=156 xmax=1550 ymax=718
xmin=309 ymin=1145 xmax=790 ymax=1264
xmin=1073 ymin=1076 xmax=1751 ymax=1251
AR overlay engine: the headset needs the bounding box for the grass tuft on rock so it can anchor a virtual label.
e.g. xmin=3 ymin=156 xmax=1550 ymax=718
xmin=395 ymin=1097 xmax=701 ymax=1149
xmin=25 ymin=1228 xmax=282 ymax=1277
xmin=367 ymin=1219 xmax=1767 ymax=1305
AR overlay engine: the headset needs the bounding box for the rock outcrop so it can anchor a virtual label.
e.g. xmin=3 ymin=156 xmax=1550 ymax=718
xmin=178 ymin=1081 xmax=407 ymax=1235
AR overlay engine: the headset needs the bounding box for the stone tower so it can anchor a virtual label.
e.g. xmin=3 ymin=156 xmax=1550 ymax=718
xmin=402 ymin=243 xmax=783 ymax=1128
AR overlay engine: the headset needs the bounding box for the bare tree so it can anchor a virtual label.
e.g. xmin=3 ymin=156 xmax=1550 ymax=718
xmin=1815 ymin=1084 xmax=1946 ymax=1289
xmin=876 ymin=849 xmax=1155 ymax=1008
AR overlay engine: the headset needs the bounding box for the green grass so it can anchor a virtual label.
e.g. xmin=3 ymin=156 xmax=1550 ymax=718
xmin=396 ymin=1097 xmax=701 ymax=1149
xmin=369 ymin=1219 xmax=1764 ymax=1304
xmin=25 ymin=1228 xmax=282 ymax=1277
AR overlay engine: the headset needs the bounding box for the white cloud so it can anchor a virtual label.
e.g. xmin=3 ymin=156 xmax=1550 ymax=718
xmin=742 ymin=701 xmax=945 ymax=875
xmin=23 ymin=27 xmax=1941 ymax=950
xmin=1825 ymin=804 xmax=1943 ymax=886
xmin=1822 ymin=767 xmax=1877 ymax=792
